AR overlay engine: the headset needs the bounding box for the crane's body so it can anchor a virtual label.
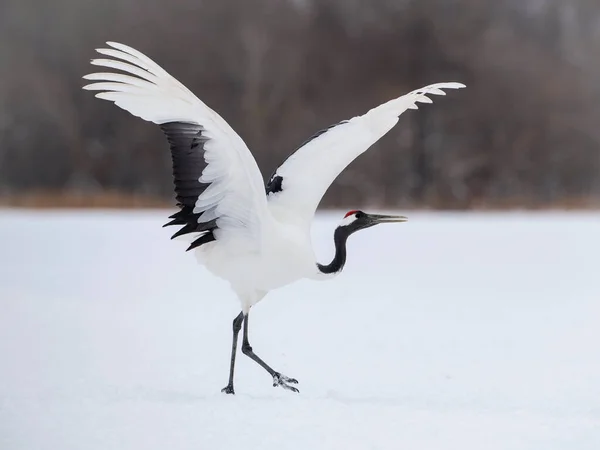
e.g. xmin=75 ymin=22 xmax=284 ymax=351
xmin=197 ymin=221 xmax=317 ymax=310
xmin=84 ymin=42 xmax=465 ymax=394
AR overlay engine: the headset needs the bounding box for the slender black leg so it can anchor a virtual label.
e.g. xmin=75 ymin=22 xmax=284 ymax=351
xmin=221 ymin=311 xmax=244 ymax=394
xmin=241 ymin=313 xmax=299 ymax=393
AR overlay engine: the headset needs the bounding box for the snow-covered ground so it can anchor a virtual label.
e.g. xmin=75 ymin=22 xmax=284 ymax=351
xmin=1 ymin=209 xmax=599 ymax=450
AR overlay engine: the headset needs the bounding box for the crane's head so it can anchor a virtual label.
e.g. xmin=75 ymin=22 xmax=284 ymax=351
xmin=339 ymin=210 xmax=408 ymax=234
xmin=318 ymin=210 xmax=409 ymax=275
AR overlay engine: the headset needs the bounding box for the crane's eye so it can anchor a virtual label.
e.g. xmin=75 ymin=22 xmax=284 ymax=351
xmin=355 ymin=211 xmax=364 ymax=219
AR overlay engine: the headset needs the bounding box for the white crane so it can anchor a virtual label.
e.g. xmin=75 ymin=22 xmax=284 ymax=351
xmin=83 ymin=42 xmax=465 ymax=394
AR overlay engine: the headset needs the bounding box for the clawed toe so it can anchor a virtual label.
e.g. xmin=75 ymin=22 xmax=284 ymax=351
xmin=221 ymin=385 xmax=235 ymax=395
xmin=281 ymin=375 xmax=298 ymax=384
xmin=280 ymin=383 xmax=299 ymax=393
xmin=273 ymin=372 xmax=300 ymax=393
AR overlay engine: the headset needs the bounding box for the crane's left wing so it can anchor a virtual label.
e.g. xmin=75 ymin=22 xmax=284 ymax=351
xmin=266 ymin=83 xmax=465 ymax=227
xmin=83 ymin=42 xmax=270 ymax=251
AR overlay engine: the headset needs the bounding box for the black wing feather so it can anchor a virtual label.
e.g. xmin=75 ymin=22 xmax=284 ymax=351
xmin=159 ymin=121 xmax=218 ymax=250
xmin=266 ymin=120 xmax=348 ymax=196
xmin=296 ymin=120 xmax=349 ymax=149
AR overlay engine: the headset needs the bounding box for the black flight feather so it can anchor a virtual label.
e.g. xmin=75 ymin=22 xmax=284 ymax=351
xmin=159 ymin=121 xmax=218 ymax=249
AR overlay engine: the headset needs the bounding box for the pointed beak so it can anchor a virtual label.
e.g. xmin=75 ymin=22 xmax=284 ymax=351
xmin=367 ymin=213 xmax=408 ymax=225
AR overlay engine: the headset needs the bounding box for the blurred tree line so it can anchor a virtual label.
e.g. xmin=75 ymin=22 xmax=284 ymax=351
xmin=1 ymin=0 xmax=599 ymax=208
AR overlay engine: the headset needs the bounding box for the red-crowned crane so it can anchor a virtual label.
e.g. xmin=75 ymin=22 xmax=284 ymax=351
xmin=83 ymin=42 xmax=465 ymax=394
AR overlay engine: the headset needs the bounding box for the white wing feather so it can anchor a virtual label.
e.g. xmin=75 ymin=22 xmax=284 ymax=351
xmin=83 ymin=42 xmax=270 ymax=246
xmin=267 ymin=82 xmax=465 ymax=227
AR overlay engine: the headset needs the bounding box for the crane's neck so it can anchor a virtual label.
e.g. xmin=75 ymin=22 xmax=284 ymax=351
xmin=317 ymin=227 xmax=349 ymax=275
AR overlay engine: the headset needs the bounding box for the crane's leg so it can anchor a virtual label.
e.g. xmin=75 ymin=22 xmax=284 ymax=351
xmin=241 ymin=313 xmax=299 ymax=393
xmin=221 ymin=311 xmax=244 ymax=394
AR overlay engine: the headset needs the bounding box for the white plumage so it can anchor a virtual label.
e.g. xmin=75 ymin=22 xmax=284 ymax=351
xmin=83 ymin=42 xmax=465 ymax=394
xmin=267 ymin=83 xmax=461 ymax=227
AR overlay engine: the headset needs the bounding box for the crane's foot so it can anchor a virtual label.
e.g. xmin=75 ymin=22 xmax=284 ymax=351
xmin=221 ymin=384 xmax=235 ymax=395
xmin=273 ymin=372 xmax=299 ymax=393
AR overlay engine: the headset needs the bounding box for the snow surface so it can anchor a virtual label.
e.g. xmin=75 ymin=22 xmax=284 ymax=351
xmin=0 ymin=209 xmax=599 ymax=450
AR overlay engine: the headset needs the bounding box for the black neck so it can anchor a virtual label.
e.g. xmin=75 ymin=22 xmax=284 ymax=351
xmin=317 ymin=227 xmax=349 ymax=275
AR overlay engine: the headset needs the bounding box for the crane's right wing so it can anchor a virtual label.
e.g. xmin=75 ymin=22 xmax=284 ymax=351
xmin=83 ymin=42 xmax=270 ymax=251
xmin=266 ymin=83 xmax=465 ymax=228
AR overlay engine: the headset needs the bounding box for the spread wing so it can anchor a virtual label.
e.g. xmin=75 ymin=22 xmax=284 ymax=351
xmin=266 ymin=83 xmax=465 ymax=227
xmin=83 ymin=42 xmax=270 ymax=251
